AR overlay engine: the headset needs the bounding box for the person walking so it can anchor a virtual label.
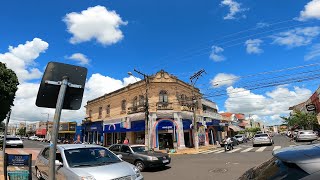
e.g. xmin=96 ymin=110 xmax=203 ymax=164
xmin=123 ymin=137 xmax=129 ymax=144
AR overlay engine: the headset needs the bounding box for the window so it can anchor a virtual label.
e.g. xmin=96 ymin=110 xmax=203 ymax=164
xmin=98 ymin=107 xmax=102 ymax=118
xmin=106 ymin=105 xmax=110 ymax=116
xmin=89 ymin=110 xmax=92 ymax=118
xmin=139 ymin=95 xmax=145 ymax=106
xmin=159 ymin=90 xmax=168 ymax=103
xmin=121 ymin=145 xmax=131 ymax=153
xmin=133 ymin=96 xmax=138 ymax=107
xmin=121 ymin=100 xmax=126 ymax=111
xmin=109 ymin=145 xmax=121 ymax=152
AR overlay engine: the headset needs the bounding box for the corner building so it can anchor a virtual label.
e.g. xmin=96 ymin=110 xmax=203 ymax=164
xmin=85 ymin=70 xmax=204 ymax=150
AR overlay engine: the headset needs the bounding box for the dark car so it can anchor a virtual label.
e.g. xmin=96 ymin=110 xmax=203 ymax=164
xmin=109 ymin=144 xmax=171 ymax=171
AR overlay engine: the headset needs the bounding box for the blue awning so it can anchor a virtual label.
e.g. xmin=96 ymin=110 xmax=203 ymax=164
xmin=131 ymin=120 xmax=145 ymax=132
xmin=182 ymin=119 xmax=192 ymax=130
xmin=104 ymin=123 xmax=128 ymax=133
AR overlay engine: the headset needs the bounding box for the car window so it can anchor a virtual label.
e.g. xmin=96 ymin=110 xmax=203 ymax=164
xmin=235 ymin=135 xmax=243 ymax=138
xmin=255 ymin=134 xmax=268 ymax=137
xmin=131 ymin=146 xmax=147 ymax=152
xmin=6 ymin=137 xmax=20 ymax=141
xmin=42 ymin=148 xmax=50 ymax=159
xmin=121 ymin=145 xmax=131 ymax=153
xmin=109 ymin=145 xmax=121 ymax=152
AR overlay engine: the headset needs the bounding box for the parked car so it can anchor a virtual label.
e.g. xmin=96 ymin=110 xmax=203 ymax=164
xmin=239 ymin=144 xmax=320 ymax=179
xmin=252 ymin=133 xmax=273 ymax=147
xmin=35 ymin=144 xmax=143 ymax=180
xmin=109 ymin=144 xmax=171 ymax=171
xmin=6 ymin=136 xmax=24 ymax=148
xmin=37 ymin=137 xmax=45 ymax=142
xmin=234 ymin=134 xmax=247 ymax=143
xmin=296 ymin=130 xmax=318 ymax=142
xmin=29 ymin=136 xmax=39 ymax=141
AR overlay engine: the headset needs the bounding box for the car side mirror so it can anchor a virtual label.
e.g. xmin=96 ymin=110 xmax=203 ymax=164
xmin=117 ymin=154 xmax=123 ymax=159
xmin=55 ymin=160 xmax=63 ymax=166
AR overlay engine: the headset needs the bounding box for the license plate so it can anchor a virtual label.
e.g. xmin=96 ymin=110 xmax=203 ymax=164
xmin=163 ymin=160 xmax=169 ymax=163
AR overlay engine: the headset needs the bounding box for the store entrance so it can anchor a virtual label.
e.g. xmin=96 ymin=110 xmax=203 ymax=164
xmin=158 ymin=133 xmax=173 ymax=149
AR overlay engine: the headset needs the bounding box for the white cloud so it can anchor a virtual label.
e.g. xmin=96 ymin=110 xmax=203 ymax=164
xmin=211 ymin=73 xmax=239 ymax=88
xmin=63 ymin=5 xmax=128 ymax=45
xmin=0 ymin=38 xmax=49 ymax=82
xmin=66 ymin=53 xmax=90 ymax=65
xmin=245 ymin=39 xmax=263 ymax=54
xmin=209 ymin=46 xmax=225 ymax=62
xmin=298 ymin=0 xmax=320 ymax=21
xmin=220 ymin=0 xmax=248 ymax=20
xmin=256 ymin=22 xmax=269 ymax=29
xmin=271 ymin=26 xmax=320 ymax=48
xmin=225 ymin=86 xmax=312 ymax=125
xmin=305 ymin=43 xmax=320 ymax=61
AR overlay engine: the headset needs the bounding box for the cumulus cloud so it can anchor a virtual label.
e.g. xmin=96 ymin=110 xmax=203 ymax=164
xmin=225 ymin=86 xmax=312 ymax=125
xmin=245 ymin=39 xmax=263 ymax=54
xmin=298 ymin=0 xmax=320 ymax=21
xmin=304 ymin=43 xmax=320 ymax=61
xmin=63 ymin=5 xmax=128 ymax=45
xmin=211 ymin=73 xmax=239 ymax=88
xmin=220 ymin=0 xmax=248 ymax=20
xmin=209 ymin=46 xmax=225 ymax=62
xmin=0 ymin=38 xmax=49 ymax=82
xmin=66 ymin=53 xmax=90 ymax=65
xmin=271 ymin=26 xmax=320 ymax=48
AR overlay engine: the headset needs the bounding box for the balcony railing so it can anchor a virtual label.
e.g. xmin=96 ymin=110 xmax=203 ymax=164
xmin=128 ymin=105 xmax=145 ymax=114
xmin=157 ymin=102 xmax=173 ymax=110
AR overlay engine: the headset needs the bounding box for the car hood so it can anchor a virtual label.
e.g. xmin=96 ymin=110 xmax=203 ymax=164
xmin=273 ymin=144 xmax=320 ymax=164
xmin=136 ymin=151 xmax=168 ymax=157
xmin=70 ymin=161 xmax=137 ymax=180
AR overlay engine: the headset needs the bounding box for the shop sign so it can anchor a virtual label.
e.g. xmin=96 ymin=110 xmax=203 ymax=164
xmin=306 ymin=104 xmax=316 ymax=112
xmin=59 ymin=123 xmax=69 ymax=131
xmin=69 ymin=123 xmax=76 ymax=131
xmin=90 ymin=126 xmax=97 ymax=130
xmin=161 ymin=126 xmax=173 ymax=130
xmin=7 ymin=154 xmax=30 ymax=166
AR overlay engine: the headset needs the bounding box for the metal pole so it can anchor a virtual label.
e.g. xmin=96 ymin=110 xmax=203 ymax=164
xmin=48 ymin=77 xmax=68 ymax=180
xmin=144 ymin=76 xmax=150 ymax=150
xmin=3 ymin=110 xmax=11 ymax=177
xmin=46 ymin=113 xmax=49 ymax=140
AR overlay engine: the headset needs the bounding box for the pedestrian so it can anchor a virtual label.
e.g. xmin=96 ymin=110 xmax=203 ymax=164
xmin=74 ymin=134 xmax=82 ymax=144
xmin=123 ymin=137 xmax=129 ymax=144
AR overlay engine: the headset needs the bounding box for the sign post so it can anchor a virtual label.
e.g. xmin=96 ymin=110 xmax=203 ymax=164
xmin=36 ymin=62 xmax=87 ymax=180
xmin=4 ymin=154 xmax=32 ymax=180
xmin=2 ymin=110 xmax=11 ymax=176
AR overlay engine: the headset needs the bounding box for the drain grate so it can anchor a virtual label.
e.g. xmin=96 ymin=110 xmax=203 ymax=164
xmin=209 ymin=168 xmax=228 ymax=173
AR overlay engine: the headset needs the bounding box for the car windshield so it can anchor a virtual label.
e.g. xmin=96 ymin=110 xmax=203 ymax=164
xmin=239 ymin=157 xmax=309 ymax=180
xmin=255 ymin=134 xmax=268 ymax=137
xmin=6 ymin=137 xmax=20 ymax=140
xmin=64 ymin=147 xmax=121 ymax=168
xmin=131 ymin=146 xmax=147 ymax=152
xmin=235 ymin=135 xmax=243 ymax=138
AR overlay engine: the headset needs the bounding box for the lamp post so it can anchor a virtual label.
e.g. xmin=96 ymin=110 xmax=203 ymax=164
xmin=128 ymin=70 xmax=151 ymax=150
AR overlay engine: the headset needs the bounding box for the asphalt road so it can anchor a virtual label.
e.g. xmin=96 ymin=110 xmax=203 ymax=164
xmin=17 ymin=135 xmax=319 ymax=179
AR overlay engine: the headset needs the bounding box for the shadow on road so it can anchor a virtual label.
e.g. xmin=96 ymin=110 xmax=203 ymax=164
xmin=144 ymin=165 xmax=171 ymax=172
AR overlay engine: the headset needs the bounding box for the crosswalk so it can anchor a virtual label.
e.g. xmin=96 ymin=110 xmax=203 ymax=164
xmin=196 ymin=145 xmax=295 ymax=155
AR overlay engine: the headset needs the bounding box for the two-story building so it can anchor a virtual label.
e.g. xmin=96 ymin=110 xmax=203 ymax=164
xmin=85 ymin=70 xmax=205 ymax=150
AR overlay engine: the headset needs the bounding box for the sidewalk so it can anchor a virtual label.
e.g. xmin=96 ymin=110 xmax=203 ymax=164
xmin=158 ymin=145 xmax=218 ymax=155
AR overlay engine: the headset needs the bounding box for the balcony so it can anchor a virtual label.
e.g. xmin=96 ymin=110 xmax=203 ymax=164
xmin=128 ymin=105 xmax=145 ymax=114
xmin=181 ymin=105 xmax=193 ymax=112
xmin=157 ymin=102 xmax=173 ymax=110
xmin=203 ymin=110 xmax=222 ymax=120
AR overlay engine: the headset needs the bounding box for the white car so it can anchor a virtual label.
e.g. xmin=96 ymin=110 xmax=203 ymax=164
xmin=296 ymin=130 xmax=318 ymax=142
xmin=234 ymin=134 xmax=246 ymax=143
xmin=252 ymin=133 xmax=273 ymax=147
xmin=6 ymin=136 xmax=24 ymax=148
xmin=29 ymin=136 xmax=39 ymax=141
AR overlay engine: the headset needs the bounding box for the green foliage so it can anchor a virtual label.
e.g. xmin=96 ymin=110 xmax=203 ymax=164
xmin=245 ymin=127 xmax=261 ymax=133
xmin=0 ymin=62 xmax=19 ymax=122
xmin=26 ymin=130 xmax=36 ymax=136
xmin=17 ymin=127 xmax=26 ymax=136
xmin=281 ymin=111 xmax=319 ymax=130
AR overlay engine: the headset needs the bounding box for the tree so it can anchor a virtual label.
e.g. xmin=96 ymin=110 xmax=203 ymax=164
xmin=17 ymin=127 xmax=26 ymax=136
xmin=0 ymin=62 xmax=19 ymax=122
xmin=282 ymin=111 xmax=319 ymax=130
xmin=26 ymin=130 xmax=36 ymax=137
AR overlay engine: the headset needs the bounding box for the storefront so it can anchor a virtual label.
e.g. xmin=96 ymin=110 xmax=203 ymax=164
xmin=36 ymin=129 xmax=46 ymax=138
xmin=131 ymin=120 xmax=145 ymax=145
xmin=58 ymin=122 xmax=77 ymax=142
xmin=83 ymin=121 xmax=103 ymax=144
xmin=104 ymin=123 xmax=128 ymax=146
xmin=182 ymin=119 xmax=192 ymax=148
xmin=206 ymin=120 xmax=228 ymax=144
xmin=154 ymin=119 xmax=178 ymax=150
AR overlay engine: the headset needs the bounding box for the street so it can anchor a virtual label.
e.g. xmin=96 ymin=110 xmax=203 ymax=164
xmin=2 ymin=134 xmax=315 ymax=179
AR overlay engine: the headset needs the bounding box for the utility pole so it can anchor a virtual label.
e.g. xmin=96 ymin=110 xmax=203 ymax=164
xmin=190 ymin=69 xmax=206 ymax=150
xmin=129 ymin=69 xmax=151 ymax=150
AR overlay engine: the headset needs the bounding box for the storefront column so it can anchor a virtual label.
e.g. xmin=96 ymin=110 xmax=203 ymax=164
xmin=149 ymin=113 xmax=157 ymax=149
xmin=174 ymin=113 xmax=185 ymax=149
xmin=87 ymin=132 xmax=90 ymax=143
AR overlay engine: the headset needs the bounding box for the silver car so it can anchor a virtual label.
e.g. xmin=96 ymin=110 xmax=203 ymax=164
xmin=296 ymin=130 xmax=318 ymax=142
xmin=35 ymin=144 xmax=143 ymax=180
xmin=239 ymin=144 xmax=320 ymax=179
xmin=252 ymin=133 xmax=273 ymax=147
xmin=6 ymin=136 xmax=24 ymax=148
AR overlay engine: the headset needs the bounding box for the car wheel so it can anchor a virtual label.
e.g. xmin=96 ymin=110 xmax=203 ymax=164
xmin=36 ymin=168 xmax=43 ymax=180
xmin=135 ymin=160 xmax=145 ymax=172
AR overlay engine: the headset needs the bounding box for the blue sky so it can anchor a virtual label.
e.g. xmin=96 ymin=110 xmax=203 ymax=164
xmin=1 ymin=0 xmax=320 ymax=125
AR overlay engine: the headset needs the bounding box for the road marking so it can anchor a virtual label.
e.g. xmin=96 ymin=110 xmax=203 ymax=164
xmin=214 ymin=150 xmax=225 ymax=154
xmin=241 ymin=147 xmax=254 ymax=153
xmin=273 ymin=146 xmax=281 ymax=151
xmin=256 ymin=147 xmax=267 ymax=152
xmin=226 ymin=148 xmax=241 ymax=153
xmin=201 ymin=149 xmax=221 ymax=154
xmin=289 ymin=145 xmax=296 ymax=147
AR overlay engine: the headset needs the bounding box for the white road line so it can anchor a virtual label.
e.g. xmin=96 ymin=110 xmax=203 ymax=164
xmin=273 ymin=146 xmax=281 ymax=151
xmin=226 ymin=148 xmax=241 ymax=153
xmin=241 ymin=147 xmax=254 ymax=153
xmin=202 ymin=149 xmax=222 ymax=154
xmin=215 ymin=150 xmax=226 ymax=154
xmin=256 ymin=147 xmax=267 ymax=152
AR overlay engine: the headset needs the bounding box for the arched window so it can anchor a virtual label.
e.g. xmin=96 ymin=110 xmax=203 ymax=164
xmin=159 ymin=90 xmax=168 ymax=103
xmin=133 ymin=96 xmax=138 ymax=107
xmin=139 ymin=95 xmax=145 ymax=106
xmin=121 ymin=100 xmax=126 ymax=111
